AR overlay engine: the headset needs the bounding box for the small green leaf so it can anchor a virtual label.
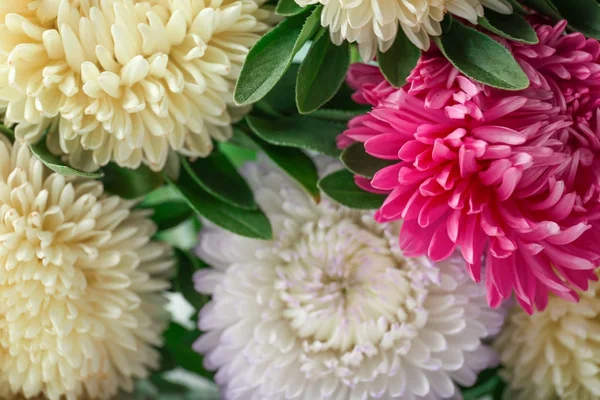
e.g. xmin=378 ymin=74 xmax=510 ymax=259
xmin=550 ymin=0 xmax=600 ymax=39
xmin=246 ymin=115 xmax=344 ymax=157
xmin=275 ymin=0 xmax=306 ymax=16
xmin=436 ymin=17 xmax=529 ymax=90
xmin=167 ymin=168 xmax=272 ymax=240
xmin=219 ymin=142 xmax=257 ymax=168
xmin=479 ymin=10 xmax=538 ymax=44
xmin=234 ymin=6 xmax=322 ymax=106
xmin=296 ymin=34 xmax=350 ymax=113
xmin=182 ymin=151 xmax=257 ymax=210
xmin=30 ymin=140 xmax=104 ymax=178
xmin=341 ymin=143 xmax=396 ymax=179
xmin=163 ymin=323 xmax=214 ymax=380
xmin=101 ymin=163 xmax=163 ymax=199
xmin=318 ymin=169 xmax=386 ymax=209
xmin=174 ymin=249 xmax=210 ymax=311
xmin=377 ymin=28 xmax=421 ymax=87
xmin=141 ymin=200 xmax=193 ymax=231
xmin=245 ymin=130 xmax=319 ymax=197
xmin=461 ymin=367 xmax=506 ymax=400
xmin=307 ymin=108 xmax=367 ymax=122
xmin=523 ymin=0 xmax=562 ymax=19
xmin=506 ymin=0 xmax=529 ymax=14
xmin=257 ymin=64 xmax=301 ymax=116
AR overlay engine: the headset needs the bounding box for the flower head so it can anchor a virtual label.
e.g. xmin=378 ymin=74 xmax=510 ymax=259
xmin=0 ymin=138 xmax=174 ymax=400
xmin=339 ymin=21 xmax=600 ymax=313
xmin=495 ymin=274 xmax=600 ymax=400
xmin=193 ymin=158 xmax=505 ymax=400
xmin=0 ymin=0 xmax=270 ymax=171
xmin=293 ymin=0 xmax=512 ymax=61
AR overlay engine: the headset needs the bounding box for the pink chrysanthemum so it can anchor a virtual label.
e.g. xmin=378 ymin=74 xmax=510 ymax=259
xmin=340 ymin=21 xmax=600 ymax=314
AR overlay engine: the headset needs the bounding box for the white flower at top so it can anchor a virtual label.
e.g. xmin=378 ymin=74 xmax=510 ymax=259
xmin=193 ymin=158 xmax=506 ymax=400
xmin=495 ymin=277 xmax=600 ymax=400
xmin=0 ymin=0 xmax=271 ymax=171
xmin=0 ymin=138 xmax=174 ymax=400
xmin=294 ymin=0 xmax=513 ymax=61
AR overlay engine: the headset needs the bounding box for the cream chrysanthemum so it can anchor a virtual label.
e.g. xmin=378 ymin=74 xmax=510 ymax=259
xmin=193 ymin=158 xmax=505 ymax=400
xmin=0 ymin=0 xmax=270 ymax=171
xmin=0 ymin=138 xmax=174 ymax=400
xmin=295 ymin=0 xmax=512 ymax=61
xmin=495 ymin=278 xmax=600 ymax=400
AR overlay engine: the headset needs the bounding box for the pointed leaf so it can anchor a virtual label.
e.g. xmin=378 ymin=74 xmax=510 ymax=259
xmin=30 ymin=141 xmax=104 ymax=178
xmin=318 ymin=169 xmax=386 ymax=209
xmin=141 ymin=200 xmax=193 ymax=231
xmin=163 ymin=323 xmax=214 ymax=380
xmin=377 ymin=28 xmax=420 ymax=87
xmin=275 ymin=0 xmax=306 ymax=16
xmin=435 ymin=17 xmax=529 ymax=90
xmin=341 ymin=142 xmax=396 ymax=179
xmin=182 ymin=151 xmax=257 ymax=210
xmin=296 ymin=33 xmax=350 ymax=113
xmin=167 ymin=168 xmax=272 ymax=240
xmin=101 ymin=163 xmax=163 ymax=199
xmin=246 ymin=115 xmax=344 ymax=157
xmin=174 ymin=249 xmax=210 ymax=311
xmin=479 ymin=9 xmax=539 ymax=44
xmin=239 ymin=128 xmax=319 ymax=197
xmin=550 ymin=0 xmax=600 ymax=39
xmin=234 ymin=6 xmax=322 ymax=105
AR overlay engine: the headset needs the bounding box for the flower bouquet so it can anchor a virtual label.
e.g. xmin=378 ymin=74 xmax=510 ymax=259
xmin=0 ymin=0 xmax=598 ymax=399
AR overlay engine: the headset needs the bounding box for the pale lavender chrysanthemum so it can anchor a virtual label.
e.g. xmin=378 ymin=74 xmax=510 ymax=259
xmin=192 ymin=157 xmax=505 ymax=400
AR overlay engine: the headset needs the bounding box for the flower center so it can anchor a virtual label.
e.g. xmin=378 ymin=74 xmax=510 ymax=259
xmin=275 ymin=215 xmax=415 ymax=354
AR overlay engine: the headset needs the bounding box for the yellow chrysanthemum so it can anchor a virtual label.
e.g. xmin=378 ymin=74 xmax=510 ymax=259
xmin=0 ymin=137 xmax=174 ymax=400
xmin=0 ymin=0 xmax=270 ymax=171
xmin=495 ymin=278 xmax=600 ymax=400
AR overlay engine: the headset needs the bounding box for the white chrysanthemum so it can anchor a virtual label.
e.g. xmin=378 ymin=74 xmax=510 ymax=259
xmin=0 ymin=138 xmax=174 ymax=400
xmin=192 ymin=158 xmax=506 ymax=400
xmin=495 ymin=278 xmax=600 ymax=400
xmin=295 ymin=0 xmax=512 ymax=61
xmin=0 ymin=0 xmax=270 ymax=171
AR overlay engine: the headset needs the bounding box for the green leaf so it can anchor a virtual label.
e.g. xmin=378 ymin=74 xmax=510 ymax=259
xmin=506 ymin=0 xmax=529 ymax=14
xmin=149 ymin=375 xmax=189 ymax=395
xmin=341 ymin=142 xmax=396 ymax=179
xmin=257 ymin=64 xmax=301 ymax=116
xmin=101 ymin=163 xmax=163 ymax=199
xmin=219 ymin=142 xmax=257 ymax=168
xmin=181 ymin=152 xmax=257 ymax=210
xmin=377 ymin=28 xmax=421 ymax=87
xmin=174 ymin=249 xmax=210 ymax=311
xmin=318 ymin=169 xmax=386 ymax=209
xmin=461 ymin=367 xmax=506 ymax=400
xmin=479 ymin=9 xmax=539 ymax=44
xmin=275 ymin=0 xmax=306 ymax=16
xmin=435 ymin=17 xmax=529 ymax=90
xmin=141 ymin=200 xmax=193 ymax=231
xmin=550 ymin=0 xmax=600 ymax=39
xmin=167 ymin=168 xmax=272 ymax=240
xmin=296 ymin=34 xmax=350 ymax=113
xmin=245 ymin=130 xmax=319 ymax=197
xmin=30 ymin=140 xmax=104 ymax=178
xmin=307 ymin=108 xmax=367 ymax=122
xmin=163 ymin=322 xmax=214 ymax=380
xmin=246 ymin=115 xmax=344 ymax=157
xmin=234 ymin=6 xmax=322 ymax=106
xmin=523 ymin=0 xmax=562 ymax=19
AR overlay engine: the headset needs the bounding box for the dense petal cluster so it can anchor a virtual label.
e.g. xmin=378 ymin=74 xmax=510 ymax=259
xmin=0 ymin=0 xmax=270 ymax=171
xmin=293 ymin=0 xmax=512 ymax=61
xmin=339 ymin=21 xmax=600 ymax=313
xmin=0 ymin=138 xmax=173 ymax=400
xmin=495 ymin=275 xmax=600 ymax=400
xmin=193 ymin=158 xmax=505 ymax=400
